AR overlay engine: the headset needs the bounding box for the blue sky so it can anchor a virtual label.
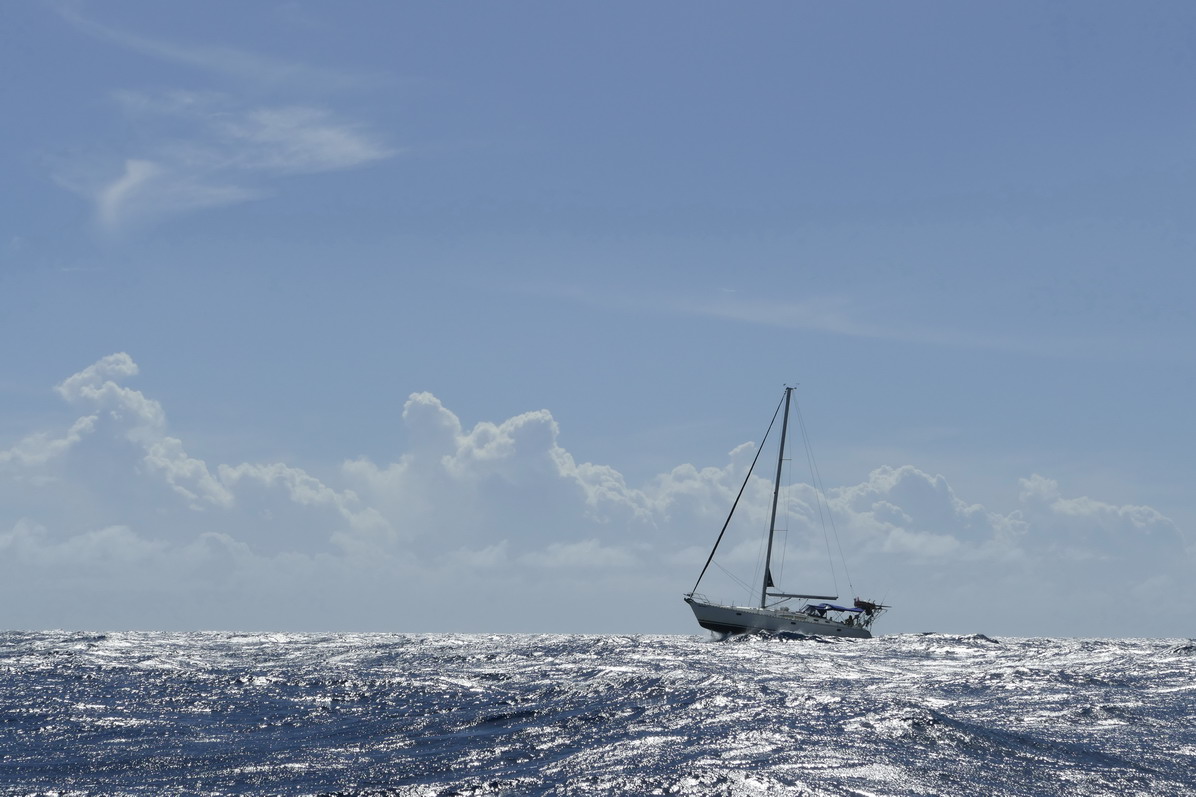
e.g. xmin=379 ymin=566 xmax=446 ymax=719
xmin=1 ymin=2 xmax=1192 ymax=636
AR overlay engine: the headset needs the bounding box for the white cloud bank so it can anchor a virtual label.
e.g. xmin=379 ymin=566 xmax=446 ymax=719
xmin=0 ymin=354 xmax=1189 ymax=636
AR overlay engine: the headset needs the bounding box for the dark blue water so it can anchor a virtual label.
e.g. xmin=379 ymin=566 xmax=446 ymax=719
xmin=1 ymin=632 xmax=1193 ymax=795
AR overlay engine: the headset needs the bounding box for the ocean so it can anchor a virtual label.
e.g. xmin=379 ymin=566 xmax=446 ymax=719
xmin=1 ymin=631 xmax=1193 ymax=795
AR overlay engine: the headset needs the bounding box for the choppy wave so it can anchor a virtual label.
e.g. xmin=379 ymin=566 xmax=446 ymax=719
xmin=1 ymin=631 xmax=1193 ymax=795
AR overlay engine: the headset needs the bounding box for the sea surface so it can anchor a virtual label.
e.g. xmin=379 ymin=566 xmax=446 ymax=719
xmin=1 ymin=631 xmax=1194 ymax=796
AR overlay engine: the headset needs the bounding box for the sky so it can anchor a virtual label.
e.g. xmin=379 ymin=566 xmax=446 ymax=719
xmin=1 ymin=1 xmax=1193 ymax=637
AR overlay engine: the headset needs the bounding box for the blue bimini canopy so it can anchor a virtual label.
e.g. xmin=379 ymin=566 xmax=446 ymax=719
xmin=816 ymin=603 xmax=863 ymax=613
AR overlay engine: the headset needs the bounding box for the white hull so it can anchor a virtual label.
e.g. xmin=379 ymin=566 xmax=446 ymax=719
xmin=685 ymin=596 xmax=872 ymax=639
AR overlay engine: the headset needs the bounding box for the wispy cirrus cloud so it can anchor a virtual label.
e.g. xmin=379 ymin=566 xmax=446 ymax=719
xmin=51 ymin=1 xmax=380 ymax=92
xmin=536 ymin=281 xmax=1170 ymax=360
xmin=111 ymin=90 xmax=397 ymax=174
xmin=60 ymin=90 xmax=395 ymax=234
xmin=89 ymin=156 xmax=267 ymax=233
xmin=48 ymin=5 xmax=397 ymax=234
xmin=672 ymin=292 xmax=1176 ymax=359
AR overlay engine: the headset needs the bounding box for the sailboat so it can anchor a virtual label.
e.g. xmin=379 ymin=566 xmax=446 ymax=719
xmin=684 ymin=386 xmax=888 ymax=639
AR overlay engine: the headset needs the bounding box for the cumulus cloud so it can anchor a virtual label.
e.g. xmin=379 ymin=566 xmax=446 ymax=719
xmin=0 ymin=415 xmax=97 ymax=470
xmin=0 ymin=354 xmax=1190 ymax=634
xmin=832 ymin=465 xmax=1027 ymax=558
xmin=343 ymin=392 xmax=658 ymax=557
xmin=1017 ymin=473 xmax=1183 ymax=556
xmin=0 ymin=519 xmax=165 ymax=570
xmin=50 ymin=353 xmax=232 ymax=509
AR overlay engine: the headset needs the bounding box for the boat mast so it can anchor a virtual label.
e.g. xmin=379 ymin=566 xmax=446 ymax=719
xmin=760 ymin=386 xmax=792 ymax=608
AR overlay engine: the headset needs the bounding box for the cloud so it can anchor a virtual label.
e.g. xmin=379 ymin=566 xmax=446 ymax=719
xmin=52 ymin=2 xmax=377 ymax=92
xmin=218 ymin=461 xmax=393 ymax=556
xmin=833 ymin=465 xmax=1026 ymax=556
xmin=113 ymin=91 xmax=396 ymax=176
xmin=519 ymin=539 xmax=639 ymax=569
xmin=95 ymin=159 xmax=159 ymax=230
xmin=212 ymin=106 xmax=395 ymax=174
xmin=0 ymin=415 xmax=97 ymax=470
xmin=541 ymin=284 xmax=1147 ymax=359
xmin=670 ymin=293 xmax=1114 ymax=357
xmin=50 ymin=352 xmax=232 ymax=509
xmin=532 ymin=285 xmax=891 ymax=343
xmin=0 ymin=520 xmax=167 ymax=570
xmin=48 ymin=6 xmax=396 ymax=233
xmin=344 ymin=392 xmax=658 ymax=553
xmin=70 ymin=91 xmax=394 ymax=233
xmin=1017 ymin=473 xmax=1184 ymax=557
xmin=91 ymin=158 xmax=265 ymax=233
xmin=676 ymin=294 xmax=888 ymax=339
xmin=0 ymin=354 xmax=1190 ymax=634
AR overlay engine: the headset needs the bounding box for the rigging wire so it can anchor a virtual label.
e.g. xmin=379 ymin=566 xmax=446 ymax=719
xmin=794 ymin=395 xmax=855 ymax=597
xmin=713 ymin=561 xmax=754 ymax=600
xmin=751 ymin=515 xmax=766 ymax=605
xmin=794 ymin=397 xmax=837 ymax=595
xmin=688 ymin=391 xmax=786 ymax=595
